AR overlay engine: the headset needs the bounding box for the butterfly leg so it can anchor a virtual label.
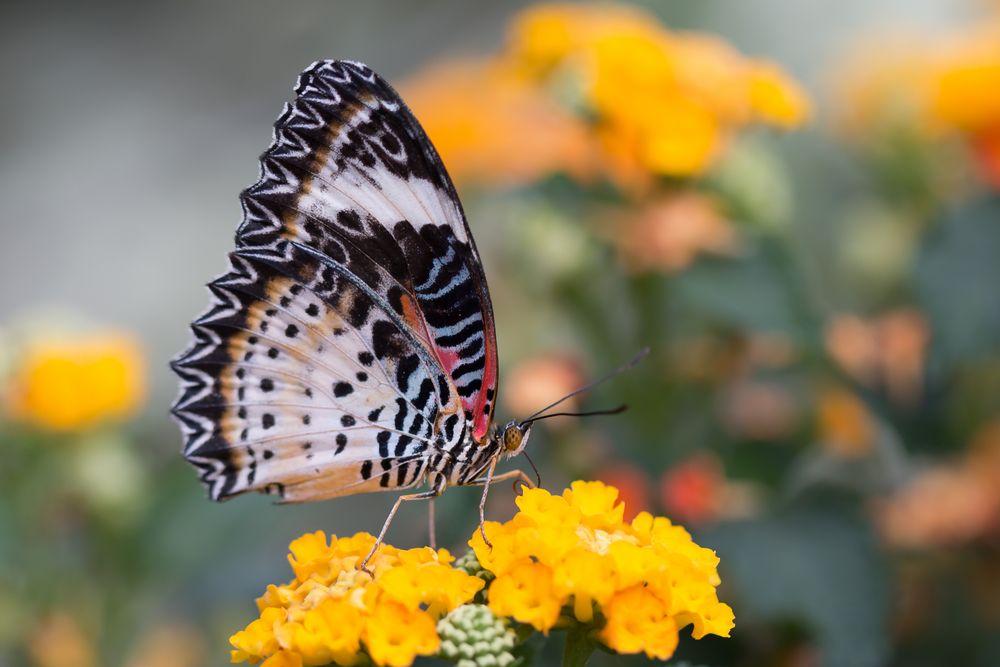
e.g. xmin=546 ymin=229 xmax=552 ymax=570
xmin=476 ymin=458 xmax=498 ymax=549
xmin=360 ymin=486 xmax=442 ymax=575
xmin=427 ymin=498 xmax=437 ymax=550
xmin=468 ymin=465 xmax=537 ymax=549
xmin=466 ymin=469 xmax=537 ymax=490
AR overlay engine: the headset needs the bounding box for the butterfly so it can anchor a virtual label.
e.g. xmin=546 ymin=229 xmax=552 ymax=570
xmin=170 ymin=60 xmax=532 ymax=561
xmin=170 ymin=60 xmax=633 ymax=569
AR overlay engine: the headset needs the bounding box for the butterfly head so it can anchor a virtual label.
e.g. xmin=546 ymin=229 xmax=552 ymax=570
xmin=497 ymin=420 xmax=532 ymax=457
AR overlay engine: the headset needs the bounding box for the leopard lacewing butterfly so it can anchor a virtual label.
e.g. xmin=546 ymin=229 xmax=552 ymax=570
xmin=170 ymin=61 xmax=534 ymax=511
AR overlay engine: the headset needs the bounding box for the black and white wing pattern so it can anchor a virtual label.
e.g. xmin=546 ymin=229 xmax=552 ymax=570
xmin=170 ymin=61 xmax=500 ymax=502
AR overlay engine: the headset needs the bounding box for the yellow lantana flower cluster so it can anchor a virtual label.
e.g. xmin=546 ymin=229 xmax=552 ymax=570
xmin=3 ymin=331 xmax=145 ymax=432
xmin=928 ymin=21 xmax=1000 ymax=141
xmin=230 ymin=532 xmax=484 ymax=667
xmin=506 ymin=4 xmax=809 ymax=181
xmin=403 ymin=3 xmax=809 ymax=189
xmin=831 ymin=20 xmax=1000 ymax=187
xmin=471 ymin=481 xmax=735 ymax=661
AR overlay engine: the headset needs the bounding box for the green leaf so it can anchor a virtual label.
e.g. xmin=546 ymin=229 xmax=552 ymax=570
xmin=701 ymin=504 xmax=891 ymax=667
xmin=672 ymin=244 xmax=812 ymax=343
xmin=562 ymin=624 xmax=598 ymax=667
xmin=917 ymin=194 xmax=1000 ymax=366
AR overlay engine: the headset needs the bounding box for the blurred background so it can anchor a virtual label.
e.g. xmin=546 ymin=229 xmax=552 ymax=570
xmin=3 ymin=0 xmax=1000 ymax=665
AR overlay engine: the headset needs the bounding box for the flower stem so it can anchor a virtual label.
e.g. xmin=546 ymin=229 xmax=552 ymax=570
xmin=562 ymin=624 xmax=597 ymax=667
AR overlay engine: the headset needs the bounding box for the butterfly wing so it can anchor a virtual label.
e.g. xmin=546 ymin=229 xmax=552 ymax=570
xmin=171 ymin=60 xmax=498 ymax=502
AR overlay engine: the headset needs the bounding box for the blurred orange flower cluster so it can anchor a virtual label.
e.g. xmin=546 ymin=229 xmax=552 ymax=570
xmin=601 ymin=455 xmax=763 ymax=527
xmin=877 ymin=419 xmax=1000 ymax=549
xmin=2 ymin=330 xmax=145 ymax=432
xmin=815 ymin=386 xmax=876 ymax=458
xmin=27 ymin=613 xmax=94 ymax=667
xmin=402 ymin=3 xmax=809 ymax=190
xmin=612 ymin=192 xmax=739 ymax=272
xmin=931 ymin=21 xmax=1000 ymax=183
xmin=401 ymin=59 xmax=596 ymax=188
xmin=832 ymin=19 xmax=1000 ymax=187
xmin=503 ymin=353 xmax=585 ymax=427
xmin=825 ymin=309 xmax=929 ymax=406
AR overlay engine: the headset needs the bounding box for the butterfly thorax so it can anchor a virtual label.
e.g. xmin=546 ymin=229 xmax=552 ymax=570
xmin=426 ymin=424 xmax=502 ymax=489
xmin=430 ymin=418 xmax=530 ymax=489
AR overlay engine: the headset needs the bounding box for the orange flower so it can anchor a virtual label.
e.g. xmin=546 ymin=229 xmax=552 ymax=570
xmin=599 ymin=463 xmax=652 ymax=521
xmin=816 ymin=387 xmax=875 ymax=458
xmin=400 ymin=59 xmax=596 ymax=188
xmin=28 ymin=613 xmax=95 ymax=667
xmin=125 ymin=623 xmax=204 ymax=667
xmin=972 ymin=126 xmax=1000 ymax=189
xmin=4 ymin=330 xmax=146 ymax=432
xmin=969 ymin=419 xmax=1000 ymax=490
xmin=830 ymin=21 xmax=1000 ymax=188
xmin=825 ymin=309 xmax=929 ymax=406
xmin=613 ymin=192 xmax=738 ymax=272
xmin=403 ymin=3 xmax=809 ymax=190
xmin=658 ymin=454 xmax=724 ymax=525
xmin=749 ymin=61 xmax=812 ymax=128
xmin=877 ymin=465 xmax=1000 ymax=548
xmin=503 ymin=354 xmax=585 ymax=427
xmin=877 ymin=419 xmax=1000 ymax=548
xmin=505 ymin=3 xmax=661 ymax=80
xmin=929 ymin=22 xmax=1000 ymax=136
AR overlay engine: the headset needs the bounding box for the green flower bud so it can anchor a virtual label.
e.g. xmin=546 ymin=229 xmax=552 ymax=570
xmin=454 ymin=550 xmax=495 ymax=585
xmin=437 ymin=604 xmax=518 ymax=667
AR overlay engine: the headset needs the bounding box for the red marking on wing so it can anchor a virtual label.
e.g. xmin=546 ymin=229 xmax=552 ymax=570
xmin=472 ymin=335 xmax=498 ymax=441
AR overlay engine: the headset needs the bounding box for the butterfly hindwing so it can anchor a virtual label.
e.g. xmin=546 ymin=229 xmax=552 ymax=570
xmin=172 ymin=60 xmax=497 ymax=502
xmin=172 ymin=251 xmax=449 ymax=500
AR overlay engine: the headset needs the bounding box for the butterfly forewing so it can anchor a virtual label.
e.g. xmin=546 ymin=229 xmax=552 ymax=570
xmin=172 ymin=60 xmax=499 ymax=502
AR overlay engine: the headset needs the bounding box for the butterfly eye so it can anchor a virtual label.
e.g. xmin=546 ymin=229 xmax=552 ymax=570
xmin=502 ymin=426 xmax=523 ymax=452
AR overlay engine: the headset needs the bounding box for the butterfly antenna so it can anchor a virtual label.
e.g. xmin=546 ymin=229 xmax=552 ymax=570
xmin=522 ymin=451 xmax=542 ymax=488
xmin=520 ymin=404 xmax=628 ymax=427
xmin=521 ymin=347 xmax=650 ymax=423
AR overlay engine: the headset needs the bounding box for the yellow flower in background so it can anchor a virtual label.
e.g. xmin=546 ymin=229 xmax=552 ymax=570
xmin=749 ymin=62 xmax=812 ymax=128
xmin=929 ymin=21 xmax=1000 ymax=186
xmin=125 ymin=622 xmax=205 ymax=667
xmin=27 ymin=612 xmax=95 ymax=667
xmin=507 ymin=3 xmax=809 ymax=184
xmin=830 ymin=21 xmax=1000 ymax=186
xmin=470 ymin=481 xmax=734 ymax=661
xmin=505 ymin=3 xmax=662 ymax=80
xmin=816 ymin=386 xmax=875 ymax=458
xmin=930 ymin=22 xmax=1000 ymax=136
xmin=402 ymin=2 xmax=809 ymax=191
xmin=230 ymin=532 xmax=483 ymax=667
xmin=4 ymin=331 xmax=145 ymax=432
